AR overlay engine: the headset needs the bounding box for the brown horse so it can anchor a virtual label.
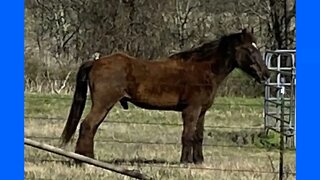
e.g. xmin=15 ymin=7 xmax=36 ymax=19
xmin=60 ymin=29 xmax=270 ymax=164
xmin=118 ymin=29 xmax=254 ymax=109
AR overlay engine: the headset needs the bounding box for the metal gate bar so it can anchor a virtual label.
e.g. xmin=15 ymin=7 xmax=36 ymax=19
xmin=264 ymin=49 xmax=296 ymax=148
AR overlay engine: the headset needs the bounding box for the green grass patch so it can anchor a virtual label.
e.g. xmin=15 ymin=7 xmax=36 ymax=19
xmin=24 ymin=93 xmax=295 ymax=180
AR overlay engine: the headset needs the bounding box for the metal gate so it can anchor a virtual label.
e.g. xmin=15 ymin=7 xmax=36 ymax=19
xmin=264 ymin=50 xmax=296 ymax=148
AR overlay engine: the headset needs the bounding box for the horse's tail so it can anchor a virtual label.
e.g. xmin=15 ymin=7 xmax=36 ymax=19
xmin=60 ymin=60 xmax=94 ymax=146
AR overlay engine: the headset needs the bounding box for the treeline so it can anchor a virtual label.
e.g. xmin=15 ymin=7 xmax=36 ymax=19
xmin=24 ymin=0 xmax=295 ymax=96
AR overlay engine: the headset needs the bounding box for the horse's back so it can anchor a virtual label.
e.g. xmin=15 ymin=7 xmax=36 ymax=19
xmin=88 ymin=53 xmax=134 ymax=89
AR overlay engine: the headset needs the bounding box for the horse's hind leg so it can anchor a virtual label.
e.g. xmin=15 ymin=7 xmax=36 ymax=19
xmin=180 ymin=106 xmax=201 ymax=164
xmin=74 ymin=105 xmax=109 ymax=160
xmin=74 ymin=92 xmax=121 ymax=161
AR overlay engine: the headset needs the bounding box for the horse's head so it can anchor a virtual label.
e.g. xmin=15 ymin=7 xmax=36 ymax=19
xmin=233 ymin=28 xmax=270 ymax=83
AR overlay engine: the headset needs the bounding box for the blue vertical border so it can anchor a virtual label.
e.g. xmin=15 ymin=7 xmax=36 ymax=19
xmin=296 ymin=0 xmax=320 ymax=179
xmin=0 ymin=0 xmax=24 ymax=179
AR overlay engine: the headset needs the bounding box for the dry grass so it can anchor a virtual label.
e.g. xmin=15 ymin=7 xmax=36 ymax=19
xmin=24 ymin=93 xmax=296 ymax=180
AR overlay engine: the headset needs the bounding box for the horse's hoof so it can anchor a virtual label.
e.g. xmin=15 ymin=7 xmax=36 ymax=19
xmin=180 ymin=159 xmax=193 ymax=166
xmin=193 ymin=160 xmax=204 ymax=165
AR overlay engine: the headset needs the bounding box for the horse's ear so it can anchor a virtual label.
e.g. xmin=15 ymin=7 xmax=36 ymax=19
xmin=241 ymin=28 xmax=248 ymax=41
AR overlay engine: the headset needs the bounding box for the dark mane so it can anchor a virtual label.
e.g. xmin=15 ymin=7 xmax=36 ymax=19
xmin=169 ymin=39 xmax=220 ymax=61
xmin=169 ymin=31 xmax=246 ymax=61
xmin=217 ymin=32 xmax=244 ymax=57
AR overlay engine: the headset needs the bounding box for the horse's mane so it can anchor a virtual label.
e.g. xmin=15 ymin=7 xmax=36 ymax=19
xmin=169 ymin=32 xmax=245 ymax=61
xmin=168 ymin=39 xmax=220 ymax=61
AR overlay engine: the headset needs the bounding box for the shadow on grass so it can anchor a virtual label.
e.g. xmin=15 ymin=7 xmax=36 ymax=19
xmin=104 ymin=157 xmax=180 ymax=165
xmin=26 ymin=157 xmax=180 ymax=167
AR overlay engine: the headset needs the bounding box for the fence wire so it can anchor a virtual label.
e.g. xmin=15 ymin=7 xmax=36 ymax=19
xmin=25 ymin=96 xmax=264 ymax=107
xmin=24 ymin=135 xmax=296 ymax=152
xmin=25 ymin=116 xmax=263 ymax=130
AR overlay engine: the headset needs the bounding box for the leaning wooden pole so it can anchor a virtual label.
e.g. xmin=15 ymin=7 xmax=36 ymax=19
xmin=24 ymin=138 xmax=152 ymax=180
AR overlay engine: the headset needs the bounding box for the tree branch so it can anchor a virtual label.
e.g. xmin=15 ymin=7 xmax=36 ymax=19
xmin=62 ymin=20 xmax=84 ymax=49
xmin=53 ymin=71 xmax=71 ymax=94
xmin=240 ymin=2 xmax=268 ymax=21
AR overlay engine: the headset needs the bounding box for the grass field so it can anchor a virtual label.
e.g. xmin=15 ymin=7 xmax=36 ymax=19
xmin=24 ymin=93 xmax=296 ymax=180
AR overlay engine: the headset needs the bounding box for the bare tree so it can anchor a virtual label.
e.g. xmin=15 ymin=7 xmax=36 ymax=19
xmin=241 ymin=0 xmax=296 ymax=49
xmin=24 ymin=0 xmax=295 ymax=96
xmin=172 ymin=0 xmax=201 ymax=49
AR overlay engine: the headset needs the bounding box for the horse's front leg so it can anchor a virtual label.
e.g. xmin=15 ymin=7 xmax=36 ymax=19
xmin=180 ymin=106 xmax=201 ymax=164
xmin=193 ymin=111 xmax=206 ymax=164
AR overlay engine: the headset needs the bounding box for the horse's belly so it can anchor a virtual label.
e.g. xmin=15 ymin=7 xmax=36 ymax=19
xmin=136 ymin=93 xmax=179 ymax=106
xmin=127 ymin=83 xmax=181 ymax=109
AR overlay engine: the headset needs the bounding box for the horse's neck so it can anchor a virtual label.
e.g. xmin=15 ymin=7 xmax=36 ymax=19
xmin=211 ymin=56 xmax=235 ymax=85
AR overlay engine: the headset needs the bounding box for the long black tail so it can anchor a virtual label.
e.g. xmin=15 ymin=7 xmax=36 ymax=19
xmin=60 ymin=60 xmax=94 ymax=146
